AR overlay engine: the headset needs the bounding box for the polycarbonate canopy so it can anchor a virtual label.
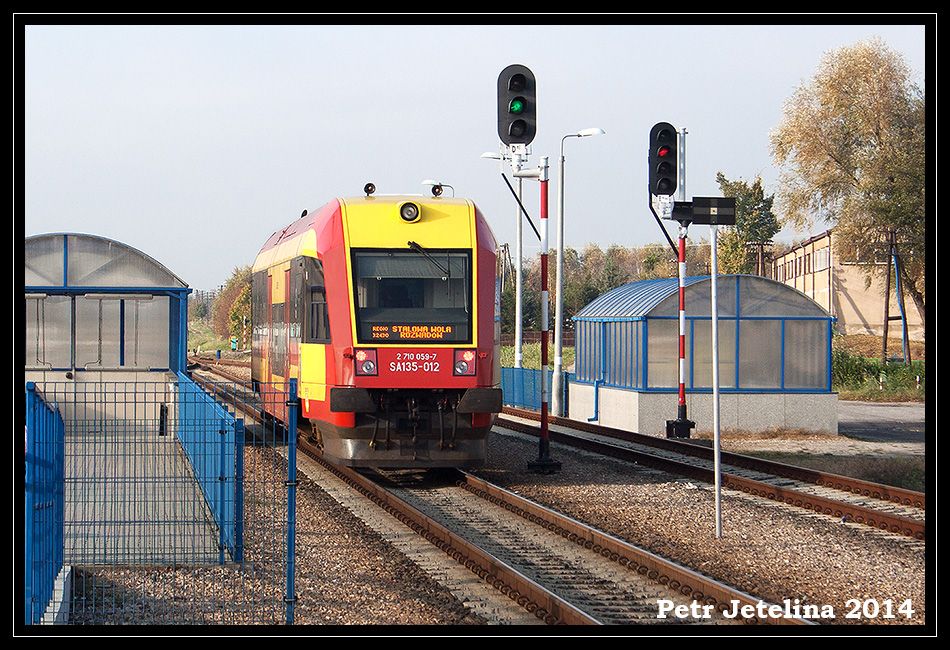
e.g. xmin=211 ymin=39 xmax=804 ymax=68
xmin=575 ymin=275 xmax=828 ymax=320
xmin=573 ymin=275 xmax=833 ymax=392
xmin=24 ymin=233 xmax=189 ymax=372
xmin=25 ymin=233 xmax=187 ymax=288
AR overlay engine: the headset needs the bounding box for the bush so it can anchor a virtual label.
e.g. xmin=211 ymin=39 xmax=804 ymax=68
xmin=499 ymin=343 xmax=575 ymax=370
xmin=831 ymin=343 xmax=924 ymax=400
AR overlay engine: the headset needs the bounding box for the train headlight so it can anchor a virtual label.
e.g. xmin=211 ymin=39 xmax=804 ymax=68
xmin=453 ymin=349 xmax=476 ymax=376
xmin=399 ymin=201 xmax=421 ymax=222
xmin=355 ymin=349 xmax=378 ymax=376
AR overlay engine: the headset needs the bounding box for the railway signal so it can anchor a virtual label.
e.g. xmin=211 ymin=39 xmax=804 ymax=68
xmin=497 ymin=64 xmax=537 ymax=146
xmin=649 ymin=122 xmax=678 ymax=196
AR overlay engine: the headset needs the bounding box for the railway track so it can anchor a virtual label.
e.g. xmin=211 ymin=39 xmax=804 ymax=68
xmin=498 ymin=407 xmax=925 ymax=541
xmin=189 ymin=366 xmax=809 ymax=626
xmin=186 ymin=358 xmax=925 ymax=541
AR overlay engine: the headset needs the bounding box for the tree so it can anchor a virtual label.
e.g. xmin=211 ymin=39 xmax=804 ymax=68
xmin=228 ymin=284 xmax=251 ymax=347
xmin=770 ymin=38 xmax=925 ymax=323
xmin=189 ymin=298 xmax=208 ymax=321
xmin=212 ymin=266 xmax=252 ymax=338
xmin=714 ymin=173 xmax=779 ymax=274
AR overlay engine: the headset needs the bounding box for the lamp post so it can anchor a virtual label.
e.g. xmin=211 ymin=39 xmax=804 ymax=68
xmin=421 ymin=179 xmax=455 ymax=197
xmin=551 ymin=128 xmax=605 ymax=417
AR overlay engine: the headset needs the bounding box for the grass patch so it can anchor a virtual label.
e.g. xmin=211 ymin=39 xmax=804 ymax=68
xmin=740 ymin=451 xmax=925 ymax=493
xmin=188 ymin=318 xmax=231 ymax=353
xmin=500 ymin=344 xmax=575 ymax=370
xmin=832 ymin=341 xmax=924 ymax=402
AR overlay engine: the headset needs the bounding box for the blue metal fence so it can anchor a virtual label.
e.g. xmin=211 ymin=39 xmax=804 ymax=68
xmin=23 ymin=378 xmax=294 ymax=624
xmin=176 ymin=373 xmax=241 ymax=563
xmin=25 ymin=382 xmax=66 ymax=625
xmin=500 ymin=367 xmax=572 ymax=413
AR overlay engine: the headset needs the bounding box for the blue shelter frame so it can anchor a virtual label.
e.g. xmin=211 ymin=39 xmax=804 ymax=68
xmin=573 ymin=275 xmax=835 ymax=396
xmin=24 ymin=233 xmax=191 ymax=373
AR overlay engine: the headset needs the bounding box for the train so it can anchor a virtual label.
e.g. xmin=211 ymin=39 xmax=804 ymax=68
xmin=251 ymin=189 xmax=502 ymax=468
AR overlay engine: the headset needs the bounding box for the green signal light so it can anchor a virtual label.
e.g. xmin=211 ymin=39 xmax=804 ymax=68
xmin=509 ymin=97 xmax=525 ymax=114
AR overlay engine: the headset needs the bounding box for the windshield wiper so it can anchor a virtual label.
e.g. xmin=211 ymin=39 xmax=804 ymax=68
xmin=407 ymin=240 xmax=450 ymax=277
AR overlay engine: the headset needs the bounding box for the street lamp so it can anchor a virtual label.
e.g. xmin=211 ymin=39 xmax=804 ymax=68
xmin=421 ymin=179 xmax=455 ymax=197
xmin=552 ymin=127 xmax=605 ymax=417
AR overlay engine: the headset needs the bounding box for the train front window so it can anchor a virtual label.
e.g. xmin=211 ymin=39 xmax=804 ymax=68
xmin=352 ymin=249 xmax=472 ymax=344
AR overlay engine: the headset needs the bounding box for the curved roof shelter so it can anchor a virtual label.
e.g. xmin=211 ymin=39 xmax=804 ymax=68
xmin=24 ymin=233 xmax=190 ymax=373
xmin=575 ymin=275 xmax=829 ymax=320
xmin=573 ymin=275 xmax=833 ymax=393
xmin=25 ymin=233 xmax=187 ymax=289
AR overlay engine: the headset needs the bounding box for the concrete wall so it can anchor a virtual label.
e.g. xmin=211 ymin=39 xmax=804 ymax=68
xmin=772 ymin=231 xmax=923 ymax=341
xmin=834 ymin=264 xmax=924 ymax=341
xmin=569 ymin=381 xmax=838 ymax=437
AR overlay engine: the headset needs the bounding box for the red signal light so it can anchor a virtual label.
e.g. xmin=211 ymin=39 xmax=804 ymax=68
xmin=657 ymin=146 xmax=671 ymax=157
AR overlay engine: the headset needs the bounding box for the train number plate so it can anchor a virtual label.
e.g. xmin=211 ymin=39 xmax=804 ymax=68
xmin=387 ymin=351 xmax=442 ymax=373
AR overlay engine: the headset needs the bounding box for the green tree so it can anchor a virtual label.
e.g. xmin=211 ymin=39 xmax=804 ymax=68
xmin=638 ymin=242 xmax=674 ymax=279
xmin=189 ymin=298 xmax=208 ymax=321
xmin=714 ymin=172 xmax=779 ymax=274
xmin=212 ymin=266 xmax=252 ymax=338
xmin=228 ymin=284 xmax=251 ymax=347
xmin=771 ymin=38 xmax=925 ymax=322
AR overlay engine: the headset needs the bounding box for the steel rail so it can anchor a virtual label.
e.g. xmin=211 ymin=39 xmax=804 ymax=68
xmin=188 ymin=370 xmax=596 ymax=625
xmin=457 ymin=472 xmax=810 ymax=625
xmin=495 ymin=414 xmax=924 ymax=541
xmin=188 ymin=361 xmax=924 ymax=509
xmin=502 ymin=407 xmax=924 ymax=509
xmin=190 ymin=367 xmax=807 ymax=625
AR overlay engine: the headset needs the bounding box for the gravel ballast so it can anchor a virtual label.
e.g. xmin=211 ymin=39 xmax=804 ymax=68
xmin=477 ymin=428 xmax=926 ymax=626
xmin=72 ymin=445 xmax=484 ymax=625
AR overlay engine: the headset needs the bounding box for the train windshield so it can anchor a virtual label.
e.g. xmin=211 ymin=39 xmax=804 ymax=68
xmin=352 ymin=249 xmax=472 ymax=344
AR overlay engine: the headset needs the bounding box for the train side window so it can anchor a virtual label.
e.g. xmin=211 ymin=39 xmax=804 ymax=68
xmin=308 ymin=288 xmax=330 ymax=343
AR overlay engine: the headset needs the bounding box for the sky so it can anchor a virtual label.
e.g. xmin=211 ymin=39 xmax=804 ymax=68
xmin=23 ymin=22 xmax=926 ymax=290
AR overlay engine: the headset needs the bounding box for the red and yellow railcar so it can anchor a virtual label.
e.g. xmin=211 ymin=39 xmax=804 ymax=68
xmin=251 ymin=194 xmax=501 ymax=467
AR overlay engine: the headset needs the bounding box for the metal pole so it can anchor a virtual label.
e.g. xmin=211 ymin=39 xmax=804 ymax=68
xmin=285 ymin=379 xmax=298 ymax=624
xmin=552 ymin=141 xmax=567 ymax=416
xmin=529 ymin=157 xmax=560 ymax=474
xmin=710 ymin=225 xmax=722 ymax=539
xmin=678 ymin=128 xmax=687 ymax=202
xmin=513 ymin=151 xmax=524 ymax=370
xmin=881 ymin=231 xmax=892 ymax=366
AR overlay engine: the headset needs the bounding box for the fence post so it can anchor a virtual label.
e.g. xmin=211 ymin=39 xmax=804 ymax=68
xmin=218 ymin=415 xmax=226 ymax=566
xmin=285 ymin=379 xmax=298 ymax=625
xmin=53 ymin=401 xmax=64 ymax=602
xmin=234 ymin=418 xmax=245 ymax=565
xmin=25 ymin=383 xmax=36 ymax=625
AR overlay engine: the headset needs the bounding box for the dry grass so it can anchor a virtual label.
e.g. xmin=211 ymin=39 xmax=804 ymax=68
xmin=692 ymin=428 xmax=840 ymax=442
xmin=739 ymin=451 xmax=926 ymax=493
xmin=836 ymin=334 xmax=925 ymax=361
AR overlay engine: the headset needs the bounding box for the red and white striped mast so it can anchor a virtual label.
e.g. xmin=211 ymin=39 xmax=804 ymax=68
xmin=673 ymin=223 xmax=694 ymax=434
xmin=522 ymin=156 xmax=560 ymax=473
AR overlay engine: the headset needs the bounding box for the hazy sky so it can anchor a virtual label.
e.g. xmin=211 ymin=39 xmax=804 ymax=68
xmin=24 ymin=23 xmax=926 ymax=289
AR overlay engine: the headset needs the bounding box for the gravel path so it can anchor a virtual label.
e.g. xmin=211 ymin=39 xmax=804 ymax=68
xmin=476 ymin=429 xmax=925 ymax=626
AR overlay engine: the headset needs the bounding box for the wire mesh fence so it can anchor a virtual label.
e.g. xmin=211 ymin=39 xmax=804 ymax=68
xmin=24 ymin=383 xmax=66 ymax=625
xmin=24 ymin=375 xmax=297 ymax=625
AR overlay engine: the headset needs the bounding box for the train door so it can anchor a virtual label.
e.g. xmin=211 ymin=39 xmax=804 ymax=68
xmin=284 ymin=267 xmax=291 ymax=379
xmin=267 ymin=271 xmax=274 ymax=382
